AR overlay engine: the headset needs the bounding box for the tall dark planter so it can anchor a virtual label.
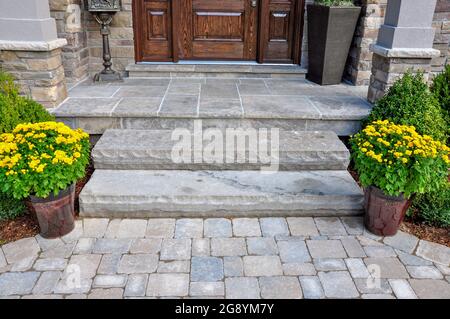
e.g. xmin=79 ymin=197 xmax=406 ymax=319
xmin=30 ymin=184 xmax=76 ymax=239
xmin=307 ymin=5 xmax=361 ymax=85
xmin=364 ymin=186 xmax=411 ymax=237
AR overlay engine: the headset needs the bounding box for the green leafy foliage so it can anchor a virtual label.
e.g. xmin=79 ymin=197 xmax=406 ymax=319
xmin=0 ymin=70 xmax=55 ymax=217
xmin=0 ymin=122 xmax=90 ymax=199
xmin=350 ymin=120 xmax=449 ymax=198
xmin=364 ymin=72 xmax=448 ymax=142
xmin=0 ymin=192 xmax=26 ymax=221
xmin=0 ymin=70 xmax=54 ymax=134
xmin=431 ymin=65 xmax=450 ymax=125
xmin=411 ymin=184 xmax=450 ymax=227
xmin=315 ymin=0 xmax=355 ymax=6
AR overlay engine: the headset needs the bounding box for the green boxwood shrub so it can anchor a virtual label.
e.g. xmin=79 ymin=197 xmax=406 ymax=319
xmin=0 ymin=70 xmax=54 ymax=134
xmin=411 ymin=185 xmax=450 ymax=228
xmin=408 ymin=67 xmax=450 ymax=228
xmin=0 ymin=70 xmax=54 ymax=220
xmin=431 ymin=65 xmax=450 ymax=127
xmin=0 ymin=192 xmax=26 ymax=221
xmin=364 ymin=72 xmax=448 ymax=142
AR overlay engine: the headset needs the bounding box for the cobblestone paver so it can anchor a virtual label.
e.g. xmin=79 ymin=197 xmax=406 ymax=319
xmin=0 ymin=217 xmax=449 ymax=299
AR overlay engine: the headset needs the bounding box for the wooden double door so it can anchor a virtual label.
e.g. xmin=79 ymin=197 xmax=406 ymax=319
xmin=133 ymin=0 xmax=304 ymax=64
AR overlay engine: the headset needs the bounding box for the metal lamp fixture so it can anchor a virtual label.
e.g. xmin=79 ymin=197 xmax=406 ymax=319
xmin=87 ymin=0 xmax=123 ymax=82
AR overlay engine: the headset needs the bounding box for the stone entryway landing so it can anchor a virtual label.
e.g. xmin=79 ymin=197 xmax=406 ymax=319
xmin=0 ymin=217 xmax=449 ymax=299
xmin=55 ymin=78 xmax=371 ymax=136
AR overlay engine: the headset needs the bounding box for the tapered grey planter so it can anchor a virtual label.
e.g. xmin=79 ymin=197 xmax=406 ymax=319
xmin=307 ymin=4 xmax=361 ymax=85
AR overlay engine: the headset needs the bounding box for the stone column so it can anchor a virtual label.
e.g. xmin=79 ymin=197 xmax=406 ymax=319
xmin=0 ymin=0 xmax=68 ymax=108
xmin=49 ymin=0 xmax=89 ymax=83
xmin=368 ymin=0 xmax=441 ymax=103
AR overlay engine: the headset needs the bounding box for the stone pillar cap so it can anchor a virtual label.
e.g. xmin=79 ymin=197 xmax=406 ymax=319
xmin=370 ymin=44 xmax=441 ymax=58
xmin=0 ymin=38 xmax=67 ymax=51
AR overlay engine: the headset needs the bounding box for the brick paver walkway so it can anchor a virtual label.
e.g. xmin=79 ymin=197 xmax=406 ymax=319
xmin=1 ymin=217 xmax=449 ymax=299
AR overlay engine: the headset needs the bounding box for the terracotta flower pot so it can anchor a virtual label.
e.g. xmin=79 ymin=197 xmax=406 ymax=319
xmin=30 ymin=184 xmax=76 ymax=239
xmin=364 ymin=186 xmax=411 ymax=237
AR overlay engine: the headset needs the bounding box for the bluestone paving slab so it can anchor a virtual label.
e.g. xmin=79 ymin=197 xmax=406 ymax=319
xmin=318 ymin=271 xmax=359 ymax=298
xmin=192 ymin=238 xmax=210 ymax=256
xmin=225 ymin=277 xmax=260 ymax=299
xmin=243 ymin=256 xmax=283 ymax=276
xmin=2 ymin=238 xmax=40 ymax=264
xmin=32 ymin=271 xmax=61 ymax=294
xmin=416 ymin=240 xmax=450 ymax=265
xmin=118 ymin=254 xmax=158 ymax=274
xmin=232 ymin=219 xmax=261 ymax=237
xmin=247 ymin=237 xmax=278 ymax=256
xmin=364 ymin=258 xmax=409 ymax=279
xmin=287 ymin=217 xmax=319 ymax=236
xmin=259 ymin=276 xmax=302 ymax=299
xmin=278 ymin=240 xmax=311 ymax=263
xmin=299 ymin=276 xmax=324 ymax=299
xmin=389 ymin=279 xmax=417 ymax=299
xmin=190 ymin=282 xmax=224 ymax=297
xmin=157 ymin=261 xmax=190 ymax=273
xmin=406 ymin=266 xmax=443 ymax=279
xmin=124 ymin=274 xmax=148 ymax=297
xmin=0 ymin=272 xmax=40 ymax=296
xmin=112 ymin=98 xmax=162 ymax=117
xmin=409 ymin=279 xmax=450 ymax=299
xmin=307 ymin=240 xmax=347 ymax=259
xmin=383 ymin=231 xmax=419 ymax=254
xmin=191 ymin=257 xmax=224 ymax=282
xmin=146 ymin=274 xmax=190 ymax=297
xmin=54 ymin=98 xmax=120 ymax=117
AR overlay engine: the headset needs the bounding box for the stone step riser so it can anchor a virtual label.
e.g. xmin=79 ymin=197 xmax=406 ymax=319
xmin=127 ymin=72 xmax=306 ymax=79
xmin=92 ymin=129 xmax=350 ymax=171
xmin=126 ymin=64 xmax=308 ymax=79
xmin=79 ymin=170 xmax=364 ymax=218
xmin=58 ymin=117 xmax=362 ymax=136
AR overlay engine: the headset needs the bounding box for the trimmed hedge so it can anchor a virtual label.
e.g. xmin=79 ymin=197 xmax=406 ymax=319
xmin=364 ymin=72 xmax=447 ymax=142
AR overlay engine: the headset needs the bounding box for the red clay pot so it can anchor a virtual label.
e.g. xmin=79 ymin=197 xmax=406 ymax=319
xmin=30 ymin=184 xmax=76 ymax=239
xmin=364 ymin=186 xmax=411 ymax=237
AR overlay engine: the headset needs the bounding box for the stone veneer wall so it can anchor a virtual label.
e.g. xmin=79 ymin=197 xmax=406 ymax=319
xmin=344 ymin=0 xmax=387 ymax=86
xmin=0 ymin=48 xmax=67 ymax=108
xmin=432 ymin=0 xmax=450 ymax=73
xmin=85 ymin=0 xmax=135 ymax=76
xmin=345 ymin=0 xmax=449 ymax=86
xmin=49 ymin=0 xmax=89 ymax=83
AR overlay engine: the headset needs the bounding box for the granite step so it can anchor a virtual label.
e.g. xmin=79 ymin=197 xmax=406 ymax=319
xmin=126 ymin=63 xmax=307 ymax=79
xmin=79 ymin=170 xmax=364 ymax=218
xmin=92 ymin=129 xmax=350 ymax=171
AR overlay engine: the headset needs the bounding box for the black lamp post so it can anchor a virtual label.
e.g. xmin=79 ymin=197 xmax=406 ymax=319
xmin=87 ymin=0 xmax=123 ymax=82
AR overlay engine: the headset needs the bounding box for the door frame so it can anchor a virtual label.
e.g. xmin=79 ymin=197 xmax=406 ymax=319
xmin=132 ymin=0 xmax=305 ymax=64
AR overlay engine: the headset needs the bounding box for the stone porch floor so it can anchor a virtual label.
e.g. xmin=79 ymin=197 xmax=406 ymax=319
xmin=55 ymin=78 xmax=372 ymax=136
xmin=1 ymin=217 xmax=449 ymax=299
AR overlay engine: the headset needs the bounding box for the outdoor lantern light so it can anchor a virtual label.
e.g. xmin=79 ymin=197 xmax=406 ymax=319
xmin=87 ymin=0 xmax=123 ymax=82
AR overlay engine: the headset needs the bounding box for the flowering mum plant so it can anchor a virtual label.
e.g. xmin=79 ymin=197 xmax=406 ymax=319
xmin=0 ymin=122 xmax=90 ymax=199
xmin=351 ymin=120 xmax=450 ymax=198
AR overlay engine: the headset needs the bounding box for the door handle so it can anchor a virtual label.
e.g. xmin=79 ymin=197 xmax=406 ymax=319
xmin=251 ymin=0 xmax=257 ymax=8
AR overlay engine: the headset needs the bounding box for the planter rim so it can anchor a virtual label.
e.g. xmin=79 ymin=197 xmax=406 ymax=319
xmin=366 ymin=185 xmax=409 ymax=202
xmin=30 ymin=183 xmax=75 ymax=203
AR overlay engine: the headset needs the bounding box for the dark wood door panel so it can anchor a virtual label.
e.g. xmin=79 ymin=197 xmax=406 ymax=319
xmin=134 ymin=0 xmax=174 ymax=62
xmin=259 ymin=0 xmax=303 ymax=63
xmin=133 ymin=0 xmax=304 ymax=64
xmin=185 ymin=0 xmax=258 ymax=60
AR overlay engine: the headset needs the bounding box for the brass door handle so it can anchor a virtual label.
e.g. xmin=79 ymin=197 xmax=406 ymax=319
xmin=251 ymin=0 xmax=257 ymax=8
